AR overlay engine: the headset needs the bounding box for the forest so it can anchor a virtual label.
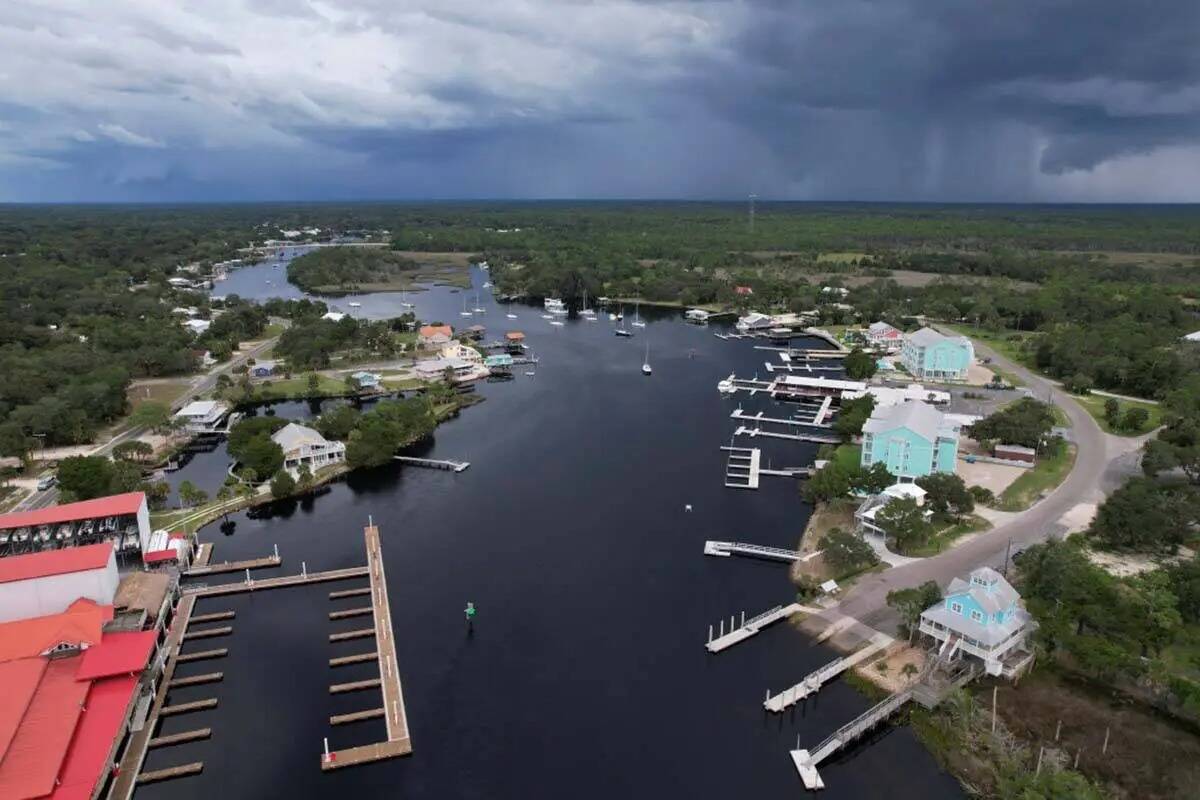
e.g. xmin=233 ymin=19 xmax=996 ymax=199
xmin=287 ymin=247 xmax=421 ymax=293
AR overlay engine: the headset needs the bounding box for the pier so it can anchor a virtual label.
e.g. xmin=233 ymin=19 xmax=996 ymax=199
xmin=723 ymin=446 xmax=760 ymax=489
xmin=182 ymin=565 xmax=370 ymax=597
xmin=789 ymin=688 xmax=914 ymax=790
xmin=733 ymin=425 xmax=841 ymax=444
xmin=183 ymin=548 xmax=281 ymax=577
xmin=706 ymin=603 xmax=814 ymax=653
xmin=148 ymin=728 xmax=212 ymax=749
xmin=753 ymin=346 xmax=847 ymax=359
xmin=321 ymin=522 xmax=412 ymax=770
xmin=137 ymin=762 xmax=205 ymax=785
xmin=764 ymin=361 xmax=843 ymax=374
xmin=176 ymin=648 xmax=227 ymax=663
xmin=731 ymin=406 xmax=832 ymax=429
xmin=393 ymin=455 xmax=470 ymax=472
xmin=704 ymin=540 xmax=809 ymax=563
xmin=764 ymin=633 xmax=892 ymax=711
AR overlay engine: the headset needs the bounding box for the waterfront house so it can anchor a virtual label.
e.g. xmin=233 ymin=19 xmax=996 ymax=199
xmin=918 ymin=566 xmax=1036 ymax=678
xmin=685 ymin=309 xmax=711 ymax=324
xmin=855 ymin=483 xmax=929 ymax=537
xmin=419 ymin=324 xmax=454 ymax=347
xmin=271 ymin=423 xmax=346 ymax=477
xmin=183 ymin=318 xmax=211 ymax=335
xmin=466 ymin=324 xmax=486 ymax=340
xmin=173 ymin=400 xmax=231 ymax=434
xmin=250 ymin=360 xmax=277 ymax=378
xmin=860 ymin=400 xmax=959 ymax=477
xmin=866 ymin=321 xmax=904 ymax=351
xmin=441 ymin=343 xmax=483 ymax=364
xmin=350 ymin=371 xmax=382 ymax=390
xmin=900 ymin=328 xmax=975 ymax=382
xmin=322 ymin=311 xmax=348 ymax=323
xmin=415 ymin=356 xmax=477 ymax=381
xmin=736 ymin=312 xmax=773 ymax=333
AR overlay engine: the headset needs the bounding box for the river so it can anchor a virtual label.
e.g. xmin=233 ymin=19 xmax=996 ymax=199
xmin=135 ymin=257 xmax=962 ymax=799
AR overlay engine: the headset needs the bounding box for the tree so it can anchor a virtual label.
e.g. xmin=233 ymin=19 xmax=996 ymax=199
xmin=1088 ymin=477 xmax=1194 ymax=553
xmin=886 ymin=581 xmax=943 ymax=637
xmin=113 ymin=440 xmax=154 ymax=463
xmin=1066 ymin=373 xmax=1093 ymax=394
xmin=915 ymin=473 xmax=974 ymax=517
xmin=178 ymin=479 xmax=206 ymax=508
xmin=1104 ymin=397 xmax=1120 ymax=427
xmin=143 ymin=480 xmax=170 ymax=510
xmin=843 ymin=348 xmax=877 ymax=380
xmin=296 ymin=464 xmax=314 ymax=493
xmin=1118 ymin=406 xmax=1150 ymax=432
xmin=900 ymin=662 xmax=919 ymax=681
xmin=108 ymin=460 xmax=143 ymax=494
xmin=1166 ymin=557 xmax=1200 ymax=624
xmin=833 ymin=394 xmax=875 ymax=440
xmin=344 ymin=374 xmax=361 ymax=394
xmin=238 ymin=436 xmax=284 ymax=478
xmin=966 ymin=398 xmax=1055 ymax=449
xmin=855 ymin=462 xmax=894 ymax=495
xmin=56 ymin=456 xmax=114 ymax=501
xmin=820 ymin=528 xmax=879 ymax=577
xmin=876 ymin=495 xmax=933 ymax=554
xmin=270 ymin=470 xmax=296 ymax=499
xmin=215 ymin=485 xmax=234 ymax=519
xmin=131 ymin=401 xmax=173 ymax=433
xmin=307 ymin=373 xmax=321 ymax=394
xmin=314 ymin=405 xmax=361 ymax=441
xmin=801 ymin=462 xmax=853 ymax=504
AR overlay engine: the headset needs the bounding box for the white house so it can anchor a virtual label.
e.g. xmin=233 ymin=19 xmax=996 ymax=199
xmin=736 ymin=312 xmax=773 ymax=333
xmin=866 ymin=321 xmax=904 ymax=351
xmin=174 ymin=400 xmax=231 ymax=433
xmin=271 ymin=423 xmax=346 ymax=477
xmin=183 ymin=319 xmax=212 ymax=335
xmin=855 ymin=483 xmax=929 ymax=537
xmin=919 ymin=567 xmax=1036 ymax=678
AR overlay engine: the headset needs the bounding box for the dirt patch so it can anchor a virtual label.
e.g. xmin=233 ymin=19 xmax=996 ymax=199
xmin=966 ymin=362 xmax=996 ymax=386
xmin=854 ymin=643 xmax=927 ymax=693
xmin=791 ymin=499 xmax=857 ymax=584
xmin=993 ymin=671 xmax=1200 ymax=800
xmin=956 ymin=457 xmax=1027 ymax=496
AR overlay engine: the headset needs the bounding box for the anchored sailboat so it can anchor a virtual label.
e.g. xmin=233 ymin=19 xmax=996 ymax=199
xmin=642 ymin=341 xmax=652 ymax=375
xmin=631 ymin=300 xmax=646 ymax=328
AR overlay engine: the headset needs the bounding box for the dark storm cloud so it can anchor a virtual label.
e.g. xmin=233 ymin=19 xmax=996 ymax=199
xmin=1 ymin=0 xmax=1198 ymax=201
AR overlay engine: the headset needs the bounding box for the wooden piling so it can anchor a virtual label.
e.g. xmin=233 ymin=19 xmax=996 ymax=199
xmin=329 ymin=587 xmax=371 ymax=599
xmin=329 ymin=607 xmax=373 ymax=620
xmin=148 ymin=728 xmax=212 ymax=749
xmin=159 ymin=698 xmax=218 ymax=717
xmin=137 ymin=762 xmax=204 ymax=784
xmin=182 ymin=626 xmax=232 ymax=641
xmin=191 ymin=611 xmax=235 ymax=623
xmin=330 ymin=652 xmax=379 ymax=667
xmin=330 ymin=678 xmax=382 ymax=694
xmin=329 ymin=628 xmax=375 ymax=642
xmin=169 ymin=672 xmax=224 ymax=688
xmin=330 ymin=708 xmax=385 ymax=726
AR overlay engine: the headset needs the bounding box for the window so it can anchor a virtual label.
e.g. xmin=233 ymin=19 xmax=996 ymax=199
xmin=970 ymin=610 xmax=983 ymax=623
xmin=950 ymin=602 xmax=963 ymax=615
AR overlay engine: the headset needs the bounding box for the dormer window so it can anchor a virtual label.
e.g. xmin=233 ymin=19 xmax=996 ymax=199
xmin=950 ymin=601 xmax=963 ymax=615
xmin=970 ymin=610 xmax=983 ymax=623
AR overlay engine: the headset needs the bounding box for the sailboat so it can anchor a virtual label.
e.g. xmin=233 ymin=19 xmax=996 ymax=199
xmin=642 ymin=341 xmax=652 ymax=375
xmin=400 ymin=288 xmax=414 ymax=309
xmin=459 ymin=294 xmax=472 ymax=317
xmin=580 ymin=289 xmax=597 ymax=319
xmin=631 ymin=301 xmax=646 ymax=328
xmin=472 ymin=289 xmax=485 ymax=314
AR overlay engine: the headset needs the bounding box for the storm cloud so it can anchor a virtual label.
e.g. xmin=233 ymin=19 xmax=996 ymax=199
xmin=1 ymin=0 xmax=1198 ymax=201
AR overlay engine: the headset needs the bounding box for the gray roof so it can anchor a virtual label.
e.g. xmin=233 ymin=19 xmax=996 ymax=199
xmin=921 ymin=603 xmax=1031 ymax=647
xmin=906 ymin=327 xmax=951 ymax=347
xmin=921 ymin=566 xmax=1029 ymax=646
xmin=271 ymin=422 xmax=329 ymax=452
xmin=862 ymin=400 xmax=944 ymax=442
xmin=869 ymin=321 xmax=899 ymax=334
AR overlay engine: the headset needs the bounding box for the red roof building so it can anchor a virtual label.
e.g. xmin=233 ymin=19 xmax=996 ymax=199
xmin=0 ymin=493 xmax=145 ymax=533
xmin=0 ymin=544 xmax=119 ymax=625
xmin=0 ymin=543 xmax=114 ymax=585
xmin=734 ymin=285 xmax=754 ymax=296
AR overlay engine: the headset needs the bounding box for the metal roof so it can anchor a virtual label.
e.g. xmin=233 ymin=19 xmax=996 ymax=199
xmin=862 ymin=400 xmax=945 ymax=442
xmin=0 ymin=542 xmax=116 ymax=582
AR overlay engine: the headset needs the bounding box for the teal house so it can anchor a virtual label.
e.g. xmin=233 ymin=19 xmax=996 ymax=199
xmin=918 ymin=567 xmax=1035 ymax=678
xmin=860 ymin=400 xmax=959 ymax=477
xmin=900 ymin=328 xmax=974 ymax=382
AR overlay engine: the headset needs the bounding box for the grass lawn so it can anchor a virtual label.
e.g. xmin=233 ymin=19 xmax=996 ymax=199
xmin=993 ymin=442 xmax=1077 ymax=511
xmin=832 ymin=444 xmax=861 ymax=470
xmin=906 ymin=514 xmax=992 ymax=557
xmin=248 ymin=374 xmax=351 ymax=401
xmin=1074 ymin=394 xmax=1163 ymax=436
xmin=942 ymin=323 xmax=1037 ymax=367
xmin=126 ymin=378 xmax=194 ymax=410
xmin=816 ymin=251 xmax=869 ymax=264
xmin=1160 ymin=623 xmax=1200 ymax=683
xmin=1050 ymin=403 xmax=1071 ymax=427
xmin=382 ymin=377 xmax=427 ymax=391
xmin=262 ymin=322 xmax=286 ymax=338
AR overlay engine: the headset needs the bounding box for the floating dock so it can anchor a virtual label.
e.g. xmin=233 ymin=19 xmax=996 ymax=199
xmin=764 ymin=633 xmax=892 ymax=711
xmin=393 ymin=455 xmax=470 ymax=472
xmin=723 ymin=446 xmax=760 ymax=489
xmin=731 ymin=407 xmax=831 ymax=429
xmin=706 ymin=603 xmax=814 ymax=653
xmin=790 ymin=688 xmax=913 ymax=790
xmin=704 ymin=540 xmax=806 ymax=562
xmin=734 ymin=425 xmax=841 ymax=444
xmin=182 ymin=566 xmax=370 ymax=597
xmin=183 ymin=549 xmax=281 ymax=577
xmin=321 ymin=522 xmax=412 ymax=770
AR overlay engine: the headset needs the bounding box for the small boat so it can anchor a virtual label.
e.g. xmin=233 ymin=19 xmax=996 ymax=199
xmin=348 ymin=301 xmax=362 ymax=308
xmin=608 ymin=313 xmax=618 ymax=321
xmin=580 ymin=289 xmax=597 ymax=318
xmin=541 ymin=314 xmax=554 ymax=320
xmin=615 ymin=327 xmax=633 ymax=337
xmin=550 ymin=320 xmax=565 ymax=327
xmin=482 ymin=281 xmax=493 ymax=289
xmin=400 ymin=288 xmax=414 ymax=308
xmin=631 ymin=301 xmax=646 ymax=328
xmin=472 ymin=290 xmax=485 ymax=313
xmin=506 ymin=313 xmax=518 ymax=320
xmin=525 ymin=370 xmax=536 ymax=376
xmin=642 ymin=342 xmax=652 ymax=375
xmin=0 ymin=532 xmax=8 ymax=546
xmin=460 ymin=296 xmax=472 ymax=317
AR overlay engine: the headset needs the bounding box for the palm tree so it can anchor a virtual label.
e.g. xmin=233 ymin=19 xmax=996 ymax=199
xmin=901 ymin=662 xmax=920 ymax=684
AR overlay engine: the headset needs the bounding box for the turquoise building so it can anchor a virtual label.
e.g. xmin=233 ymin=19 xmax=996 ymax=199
xmin=860 ymin=400 xmax=959 ymax=478
xmin=900 ymin=328 xmax=974 ymax=382
xmin=918 ymin=567 xmax=1035 ymax=678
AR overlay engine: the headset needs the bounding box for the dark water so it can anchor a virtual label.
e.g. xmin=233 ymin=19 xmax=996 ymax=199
xmin=136 ymin=265 xmax=962 ymax=799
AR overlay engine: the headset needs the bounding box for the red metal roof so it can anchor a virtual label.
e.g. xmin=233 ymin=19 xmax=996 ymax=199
xmin=74 ymin=631 xmax=157 ymax=682
xmin=0 ymin=658 xmax=47 ymax=763
xmin=51 ymin=674 xmax=139 ymax=800
xmin=141 ymin=549 xmax=178 ymax=565
xmin=0 ymin=658 xmax=89 ymax=800
xmin=0 ymin=600 xmax=112 ymax=665
xmin=0 ymin=542 xmax=114 ymax=586
xmin=0 ymin=493 xmax=145 ymax=534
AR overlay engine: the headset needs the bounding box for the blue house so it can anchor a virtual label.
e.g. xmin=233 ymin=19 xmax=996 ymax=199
xmin=900 ymin=328 xmax=974 ymax=382
xmin=860 ymin=400 xmax=959 ymax=478
xmin=919 ymin=567 xmax=1035 ymax=677
xmin=350 ymin=371 xmax=382 ymax=390
xmin=249 ymin=360 xmax=277 ymax=378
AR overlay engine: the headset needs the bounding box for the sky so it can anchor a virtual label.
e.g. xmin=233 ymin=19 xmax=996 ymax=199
xmin=1 ymin=0 xmax=1199 ymax=203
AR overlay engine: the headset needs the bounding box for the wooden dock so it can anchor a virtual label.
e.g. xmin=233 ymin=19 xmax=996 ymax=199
xmin=183 ymin=551 xmax=281 ymax=577
xmin=148 ymin=728 xmax=212 ymax=749
xmin=329 ymin=606 xmax=373 ymax=620
xmin=393 ymin=455 xmax=470 ymax=472
xmin=169 ymin=672 xmax=223 ymax=688
xmin=176 ymin=648 xmax=227 ymax=663
xmin=160 ymin=698 xmax=218 ymax=717
xmin=734 ymin=425 xmax=841 ymax=444
xmin=182 ymin=625 xmax=232 ymax=641
xmin=704 ymin=540 xmax=819 ymax=563
xmin=790 ymin=688 xmax=913 ymax=789
xmin=330 ymin=628 xmax=375 ymax=642
xmin=330 ymin=652 xmax=378 ymax=667
xmin=731 ymin=407 xmax=832 ymax=429
xmin=330 ymin=586 xmax=372 ymax=599
xmin=331 ymin=708 xmax=385 ymax=726
xmin=191 ymin=611 xmax=235 ymax=623
xmin=705 ymin=603 xmax=812 ymax=653
xmin=322 ymin=522 xmax=413 ymax=770
xmin=330 ymin=678 xmax=382 ymax=694
xmin=764 ymin=633 xmax=892 ymax=711
xmin=182 ymin=566 xmax=369 ymax=597
xmin=137 ymin=762 xmax=204 ymax=784
xmin=110 ymin=594 xmax=198 ymax=800
xmin=192 ymin=542 xmax=213 ymax=568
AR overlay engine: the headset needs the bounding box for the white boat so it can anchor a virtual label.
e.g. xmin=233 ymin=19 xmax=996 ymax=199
xmin=459 ymin=295 xmax=472 ymax=317
xmin=482 ymin=281 xmax=493 ymax=289
xmin=541 ymin=313 xmax=554 ymax=320
xmin=580 ymin=289 xmax=597 ymax=318
xmin=615 ymin=327 xmax=632 ymax=337
xmin=544 ymin=297 xmax=566 ymax=313
xmin=348 ymin=301 xmax=362 ymax=308
xmin=400 ymin=288 xmax=414 ymax=309
xmin=506 ymin=313 xmax=518 ymax=320
xmin=525 ymin=370 xmax=536 ymax=376
xmin=550 ymin=320 xmax=565 ymax=327
xmin=642 ymin=342 xmax=652 ymax=375
xmin=608 ymin=312 xmax=618 ymax=321
xmin=631 ymin=301 xmax=646 ymax=328
xmin=472 ymin=290 xmax=485 ymax=313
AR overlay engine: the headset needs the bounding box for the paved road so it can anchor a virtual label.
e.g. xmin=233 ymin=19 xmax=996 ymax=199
xmin=9 ymin=334 xmax=281 ymax=513
xmin=828 ymin=331 xmax=1116 ymax=631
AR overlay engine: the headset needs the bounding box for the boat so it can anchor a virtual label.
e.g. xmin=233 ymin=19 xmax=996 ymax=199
xmin=482 ymin=281 xmax=493 ymax=289
xmin=506 ymin=313 xmax=518 ymax=320
xmin=541 ymin=313 xmax=554 ymax=320
xmin=580 ymin=289 xmax=597 ymax=319
xmin=615 ymin=327 xmax=633 ymax=337
xmin=14 ymin=528 xmax=30 ymax=543
xmin=608 ymin=312 xmax=618 ymax=321
xmin=550 ymin=320 xmax=565 ymax=327
xmin=472 ymin=290 xmax=485 ymax=314
xmin=525 ymin=370 xmax=536 ymax=376
xmin=0 ymin=532 xmax=8 ymax=546
xmin=631 ymin=301 xmax=646 ymax=328
xmin=400 ymin=288 xmax=414 ymax=309
xmin=348 ymin=301 xmax=362 ymax=308
xmin=460 ymin=295 xmax=472 ymax=317
xmin=642 ymin=342 xmax=652 ymax=375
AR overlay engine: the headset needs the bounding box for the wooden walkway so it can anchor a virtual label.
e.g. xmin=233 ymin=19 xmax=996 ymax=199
xmin=183 ymin=566 xmax=370 ymax=597
xmin=183 ymin=551 xmax=281 ymax=577
xmin=765 ymin=633 xmax=892 ymax=711
xmin=393 ymin=455 xmax=470 ymax=472
xmin=322 ymin=522 xmax=412 ymax=770
xmin=137 ymin=762 xmax=204 ymax=784
xmin=110 ymin=594 xmax=199 ymax=800
xmin=704 ymin=540 xmax=809 ymax=563
xmin=790 ymin=688 xmax=913 ymax=789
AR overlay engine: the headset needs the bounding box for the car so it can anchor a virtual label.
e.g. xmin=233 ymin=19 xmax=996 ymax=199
xmin=36 ymin=474 xmax=56 ymax=491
